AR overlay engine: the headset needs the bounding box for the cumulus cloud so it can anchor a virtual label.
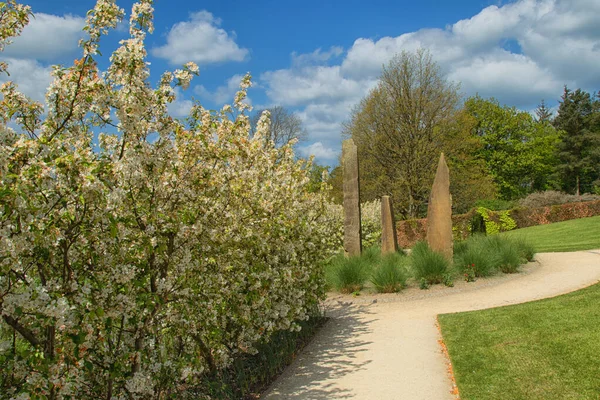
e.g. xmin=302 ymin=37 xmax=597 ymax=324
xmin=0 ymin=58 xmax=53 ymax=102
xmin=261 ymin=66 xmax=375 ymax=107
xmin=291 ymin=46 xmax=343 ymax=67
xmin=2 ymin=13 xmax=85 ymax=61
xmin=152 ymin=11 xmax=249 ymax=66
xmin=195 ymin=74 xmax=247 ymax=104
xmin=297 ymin=141 xmax=339 ymax=165
xmin=259 ymin=0 xmax=600 ymax=164
xmin=166 ymin=87 xmax=195 ymax=118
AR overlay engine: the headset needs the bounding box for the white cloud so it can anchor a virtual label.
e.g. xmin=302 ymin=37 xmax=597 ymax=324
xmin=298 ymin=141 xmax=339 ymax=164
xmin=261 ymin=65 xmax=375 ymax=107
xmin=167 ymin=87 xmax=194 ymax=118
xmin=291 ymin=46 xmax=343 ymax=67
xmin=448 ymin=51 xmax=566 ymax=108
xmin=152 ymin=11 xmax=249 ymax=66
xmin=2 ymin=13 xmax=84 ymax=61
xmin=259 ymin=0 xmax=600 ymax=165
xmin=195 ymin=74 xmax=246 ymax=104
xmin=0 ymin=58 xmax=53 ymax=102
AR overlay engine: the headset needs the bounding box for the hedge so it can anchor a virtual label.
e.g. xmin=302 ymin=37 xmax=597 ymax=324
xmin=396 ymin=200 xmax=600 ymax=247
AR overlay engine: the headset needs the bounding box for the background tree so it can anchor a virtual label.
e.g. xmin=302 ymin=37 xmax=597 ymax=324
xmin=553 ymin=87 xmax=600 ymax=195
xmin=464 ymin=96 xmax=560 ymax=199
xmin=343 ymin=49 xmax=495 ymax=218
xmin=251 ymin=105 xmax=307 ymax=147
xmin=305 ymin=163 xmax=330 ymax=193
xmin=326 ymin=163 xmax=344 ymax=204
xmin=535 ymin=99 xmax=553 ymax=123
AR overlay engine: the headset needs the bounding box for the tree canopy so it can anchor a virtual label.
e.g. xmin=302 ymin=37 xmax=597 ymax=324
xmin=343 ymin=49 xmax=495 ymax=218
xmin=464 ymin=96 xmax=560 ymax=200
xmin=250 ymin=105 xmax=307 ymax=148
xmin=553 ymin=87 xmax=600 ymax=195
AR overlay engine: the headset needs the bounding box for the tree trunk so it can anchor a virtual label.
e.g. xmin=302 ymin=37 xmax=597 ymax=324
xmin=576 ymin=175 xmax=580 ymax=196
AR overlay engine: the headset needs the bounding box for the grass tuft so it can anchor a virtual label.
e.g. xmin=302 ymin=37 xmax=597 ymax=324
xmin=411 ymin=241 xmax=450 ymax=284
xmin=454 ymin=234 xmax=497 ymax=277
xmin=454 ymin=235 xmax=535 ymax=276
xmin=325 ymin=252 xmax=372 ymax=294
xmin=371 ymin=252 xmax=409 ymax=293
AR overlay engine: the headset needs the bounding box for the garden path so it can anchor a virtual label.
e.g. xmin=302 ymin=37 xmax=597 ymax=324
xmin=261 ymin=250 xmax=600 ymax=399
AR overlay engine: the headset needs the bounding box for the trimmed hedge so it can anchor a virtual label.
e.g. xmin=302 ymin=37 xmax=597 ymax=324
xmin=510 ymin=200 xmax=600 ymax=228
xmin=396 ymin=200 xmax=600 ymax=248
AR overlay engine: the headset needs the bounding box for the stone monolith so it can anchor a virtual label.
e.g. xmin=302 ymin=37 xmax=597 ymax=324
xmin=426 ymin=153 xmax=453 ymax=260
xmin=343 ymin=139 xmax=362 ymax=256
xmin=381 ymin=196 xmax=398 ymax=255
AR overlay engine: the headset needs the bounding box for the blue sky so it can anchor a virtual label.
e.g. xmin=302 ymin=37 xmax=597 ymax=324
xmin=2 ymin=0 xmax=599 ymax=166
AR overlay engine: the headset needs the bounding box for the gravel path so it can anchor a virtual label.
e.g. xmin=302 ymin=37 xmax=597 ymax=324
xmin=262 ymin=250 xmax=600 ymax=399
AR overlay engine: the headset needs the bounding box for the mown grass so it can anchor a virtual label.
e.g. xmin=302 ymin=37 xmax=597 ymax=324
xmin=501 ymin=215 xmax=600 ymax=252
xmin=438 ymin=283 xmax=600 ymax=400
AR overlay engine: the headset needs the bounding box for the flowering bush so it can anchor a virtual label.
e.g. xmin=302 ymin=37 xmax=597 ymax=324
xmin=324 ymin=199 xmax=382 ymax=252
xmin=0 ymin=1 xmax=332 ymax=398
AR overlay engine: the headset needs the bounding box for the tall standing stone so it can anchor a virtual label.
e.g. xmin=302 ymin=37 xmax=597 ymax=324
xmin=343 ymin=139 xmax=362 ymax=256
xmin=427 ymin=153 xmax=453 ymax=260
xmin=381 ymin=196 xmax=398 ymax=254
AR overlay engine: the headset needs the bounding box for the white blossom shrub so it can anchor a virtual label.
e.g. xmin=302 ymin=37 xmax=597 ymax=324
xmin=0 ymin=1 xmax=331 ymax=398
xmin=324 ymin=199 xmax=383 ymax=252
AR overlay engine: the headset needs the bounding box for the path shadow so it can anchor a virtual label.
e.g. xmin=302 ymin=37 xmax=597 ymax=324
xmin=261 ymin=302 xmax=377 ymax=399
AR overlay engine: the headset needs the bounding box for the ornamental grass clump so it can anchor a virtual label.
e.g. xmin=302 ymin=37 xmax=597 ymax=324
xmin=485 ymin=235 xmax=523 ymax=273
xmin=371 ymin=252 xmax=409 ymax=293
xmin=327 ymin=252 xmax=372 ymax=294
xmin=411 ymin=241 xmax=451 ymax=285
xmin=512 ymin=236 xmax=536 ymax=262
xmin=454 ymin=235 xmax=498 ymax=277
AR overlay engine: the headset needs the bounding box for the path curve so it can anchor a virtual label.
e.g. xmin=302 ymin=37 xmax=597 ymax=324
xmin=262 ymin=250 xmax=600 ymax=399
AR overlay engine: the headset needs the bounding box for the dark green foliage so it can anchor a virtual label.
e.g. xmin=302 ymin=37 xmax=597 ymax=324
xmin=553 ymin=87 xmax=600 ymax=195
xmin=464 ymin=95 xmax=560 ymax=199
xmin=305 ymin=163 xmax=330 ymax=194
xmin=411 ymin=241 xmax=450 ymax=284
xmin=371 ymin=252 xmax=409 ymax=293
xmin=190 ymin=313 xmax=326 ymax=399
xmin=535 ymin=99 xmax=553 ymax=123
xmin=474 ymin=199 xmax=516 ymax=211
xmin=442 ymin=273 xmax=455 ymax=287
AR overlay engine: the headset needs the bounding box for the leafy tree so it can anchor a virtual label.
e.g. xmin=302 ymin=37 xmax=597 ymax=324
xmin=326 ymin=163 xmax=343 ymax=204
xmin=305 ymin=163 xmax=330 ymax=193
xmin=535 ymin=99 xmax=553 ymax=123
xmin=250 ymin=105 xmax=307 ymax=147
xmin=464 ymin=96 xmax=560 ymax=200
xmin=553 ymin=87 xmax=600 ymax=195
xmin=343 ymin=49 xmax=495 ymax=218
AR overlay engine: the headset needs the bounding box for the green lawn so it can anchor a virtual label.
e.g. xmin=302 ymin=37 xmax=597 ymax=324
xmin=501 ymin=215 xmax=600 ymax=252
xmin=438 ymin=283 xmax=600 ymax=400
